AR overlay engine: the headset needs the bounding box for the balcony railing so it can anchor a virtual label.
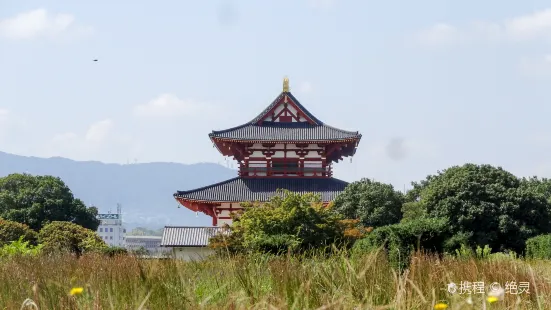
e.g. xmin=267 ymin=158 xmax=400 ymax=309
xmin=239 ymin=166 xmax=332 ymax=177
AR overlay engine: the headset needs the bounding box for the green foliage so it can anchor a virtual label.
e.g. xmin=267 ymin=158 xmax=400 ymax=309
xmin=475 ymin=244 xmax=492 ymax=259
xmin=333 ymin=178 xmax=404 ymax=227
xmin=210 ymin=191 xmax=356 ymax=254
xmin=400 ymin=201 xmax=426 ymax=222
xmin=352 ymin=218 xmax=450 ymax=270
xmin=102 ymin=246 xmax=129 ymax=257
xmin=39 ymin=221 xmax=107 ymax=255
xmin=0 ymin=173 xmax=100 ymax=231
xmin=0 ymin=218 xmax=38 ymax=246
xmin=416 ymin=164 xmax=551 ymax=253
xmin=0 ymin=236 xmax=43 ymax=257
xmin=526 ymin=234 xmax=551 ymax=259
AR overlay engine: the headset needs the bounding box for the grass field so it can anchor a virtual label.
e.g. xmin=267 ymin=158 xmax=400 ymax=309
xmin=2 ymin=250 xmax=551 ymax=309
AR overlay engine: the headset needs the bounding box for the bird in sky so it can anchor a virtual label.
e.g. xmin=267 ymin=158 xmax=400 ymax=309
xmin=93 ymin=59 xmax=98 ymax=62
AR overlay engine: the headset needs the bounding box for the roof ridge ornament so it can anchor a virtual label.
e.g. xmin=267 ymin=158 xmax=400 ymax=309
xmin=283 ymin=76 xmax=290 ymax=92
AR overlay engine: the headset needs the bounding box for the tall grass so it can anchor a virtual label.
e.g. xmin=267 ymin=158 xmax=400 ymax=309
xmin=1 ymin=250 xmax=551 ymax=309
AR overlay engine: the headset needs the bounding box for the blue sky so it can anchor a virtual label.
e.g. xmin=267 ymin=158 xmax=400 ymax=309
xmin=2 ymin=0 xmax=551 ymax=190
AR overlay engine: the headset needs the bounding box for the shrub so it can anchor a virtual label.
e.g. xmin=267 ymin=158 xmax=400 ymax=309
xmin=39 ymin=221 xmax=106 ymax=255
xmin=210 ymin=191 xmax=361 ymax=254
xmin=0 ymin=219 xmax=38 ymax=246
xmin=525 ymin=234 xmax=551 ymax=259
xmin=352 ymin=218 xmax=449 ymax=270
xmin=102 ymin=246 xmax=128 ymax=257
xmin=0 ymin=236 xmax=43 ymax=257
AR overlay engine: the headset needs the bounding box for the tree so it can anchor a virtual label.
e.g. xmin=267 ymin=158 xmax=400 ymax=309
xmin=39 ymin=221 xmax=106 ymax=255
xmin=209 ymin=191 xmax=361 ymax=254
xmin=332 ymin=179 xmax=404 ymax=228
xmin=0 ymin=173 xmax=100 ymax=231
xmin=0 ymin=219 xmax=38 ymax=246
xmin=417 ymin=164 xmax=551 ymax=252
xmin=353 ymin=218 xmax=450 ymax=270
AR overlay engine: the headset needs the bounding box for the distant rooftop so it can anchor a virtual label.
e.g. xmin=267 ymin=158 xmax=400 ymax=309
xmin=161 ymin=226 xmax=229 ymax=247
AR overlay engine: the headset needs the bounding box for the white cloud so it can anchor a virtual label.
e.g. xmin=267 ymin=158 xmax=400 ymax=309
xmin=505 ymin=9 xmax=551 ymax=40
xmin=45 ymin=119 xmax=141 ymax=163
xmin=414 ymin=8 xmax=551 ymax=46
xmin=85 ymin=119 xmax=114 ymax=143
xmin=415 ymin=23 xmax=462 ymax=46
xmin=0 ymin=9 xmax=92 ymax=40
xmin=134 ymin=94 xmax=215 ymax=118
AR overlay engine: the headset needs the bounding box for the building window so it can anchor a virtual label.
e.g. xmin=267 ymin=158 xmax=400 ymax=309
xmin=110 ymin=236 xmax=113 ymax=240
xmin=110 ymin=228 xmax=113 ymax=232
xmin=99 ymin=228 xmax=103 ymax=232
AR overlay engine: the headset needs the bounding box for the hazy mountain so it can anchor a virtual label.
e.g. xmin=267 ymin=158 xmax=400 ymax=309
xmin=0 ymin=151 xmax=237 ymax=229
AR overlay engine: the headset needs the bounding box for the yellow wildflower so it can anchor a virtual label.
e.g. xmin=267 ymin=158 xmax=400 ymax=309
xmin=487 ymin=296 xmax=499 ymax=303
xmin=70 ymin=287 xmax=84 ymax=296
xmin=434 ymin=303 xmax=448 ymax=309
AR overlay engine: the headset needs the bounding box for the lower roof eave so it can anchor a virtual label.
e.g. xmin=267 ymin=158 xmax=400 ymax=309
xmin=174 ymin=177 xmax=349 ymax=204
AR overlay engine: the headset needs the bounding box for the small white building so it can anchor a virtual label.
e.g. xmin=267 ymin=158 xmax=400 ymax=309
xmin=125 ymin=235 xmax=170 ymax=256
xmin=97 ymin=212 xmax=126 ymax=247
xmin=160 ymin=226 xmax=227 ymax=261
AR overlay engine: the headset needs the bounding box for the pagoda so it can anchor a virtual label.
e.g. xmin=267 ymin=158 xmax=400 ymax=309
xmin=174 ymin=78 xmax=362 ymax=226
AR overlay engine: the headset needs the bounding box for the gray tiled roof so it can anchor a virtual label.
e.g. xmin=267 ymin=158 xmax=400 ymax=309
xmin=209 ymin=122 xmax=360 ymax=142
xmin=161 ymin=226 xmax=228 ymax=247
xmin=174 ymin=177 xmax=349 ymax=203
xmin=250 ymin=92 xmax=323 ymax=125
xmin=209 ymin=91 xmax=361 ymax=142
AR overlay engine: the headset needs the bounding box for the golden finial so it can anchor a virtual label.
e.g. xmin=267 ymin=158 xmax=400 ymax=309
xmin=283 ymin=76 xmax=289 ymax=92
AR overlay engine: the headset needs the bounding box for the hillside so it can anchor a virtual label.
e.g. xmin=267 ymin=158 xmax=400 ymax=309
xmin=0 ymin=151 xmax=236 ymax=229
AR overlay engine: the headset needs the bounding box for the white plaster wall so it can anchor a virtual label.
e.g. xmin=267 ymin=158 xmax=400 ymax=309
xmin=172 ymin=247 xmax=215 ymax=261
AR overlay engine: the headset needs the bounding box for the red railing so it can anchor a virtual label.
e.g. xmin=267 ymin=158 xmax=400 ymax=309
xmin=239 ymin=166 xmax=332 ymax=177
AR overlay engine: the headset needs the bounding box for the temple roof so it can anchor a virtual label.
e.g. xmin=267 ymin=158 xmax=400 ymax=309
xmin=174 ymin=177 xmax=349 ymax=203
xmin=161 ymin=226 xmax=228 ymax=247
xmin=209 ymin=88 xmax=361 ymax=143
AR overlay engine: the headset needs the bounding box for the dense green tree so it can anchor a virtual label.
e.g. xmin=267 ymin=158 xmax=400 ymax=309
xmin=210 ymin=191 xmax=361 ymax=254
xmin=352 ymin=217 xmax=450 ymax=270
xmin=332 ymin=179 xmax=404 ymax=227
xmin=0 ymin=219 xmax=38 ymax=246
xmin=417 ymin=164 xmax=551 ymax=252
xmin=39 ymin=221 xmax=106 ymax=255
xmin=0 ymin=173 xmax=100 ymax=231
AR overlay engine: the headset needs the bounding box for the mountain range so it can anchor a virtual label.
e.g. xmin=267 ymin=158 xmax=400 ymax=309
xmin=0 ymin=151 xmax=236 ymax=229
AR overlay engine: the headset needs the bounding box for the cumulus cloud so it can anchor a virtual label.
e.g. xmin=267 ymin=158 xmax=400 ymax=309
xmin=415 ymin=23 xmax=463 ymax=46
xmin=85 ymin=119 xmax=114 ymax=143
xmin=45 ymin=119 xmax=142 ymax=163
xmin=0 ymin=8 xmax=92 ymax=39
xmin=414 ymin=8 xmax=551 ymax=46
xmin=505 ymin=9 xmax=551 ymax=40
xmin=134 ymin=94 xmax=216 ymax=118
